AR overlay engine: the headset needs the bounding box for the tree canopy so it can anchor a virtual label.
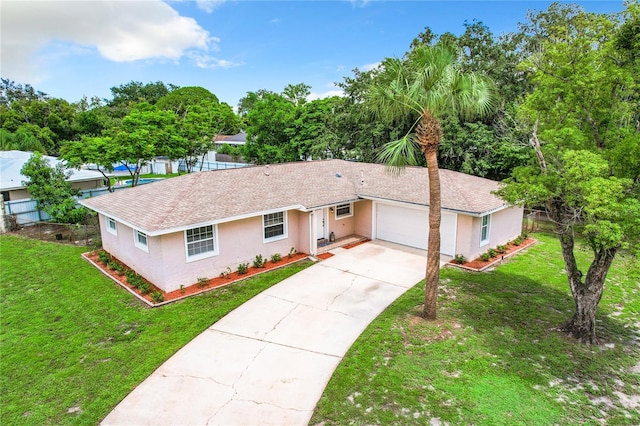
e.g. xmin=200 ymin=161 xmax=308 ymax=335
xmin=497 ymin=2 xmax=640 ymax=343
xmin=20 ymin=152 xmax=88 ymax=224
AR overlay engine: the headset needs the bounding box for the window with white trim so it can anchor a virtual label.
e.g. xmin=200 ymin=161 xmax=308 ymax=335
xmin=480 ymin=214 xmax=491 ymax=245
xmin=106 ymin=216 xmax=117 ymax=236
xmin=263 ymin=211 xmax=287 ymax=241
xmin=185 ymin=225 xmax=218 ymax=261
xmin=134 ymin=230 xmax=149 ymax=252
xmin=335 ymin=203 xmax=353 ymax=219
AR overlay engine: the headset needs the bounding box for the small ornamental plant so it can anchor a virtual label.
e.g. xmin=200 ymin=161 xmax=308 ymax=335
xmin=138 ymin=282 xmax=151 ymax=295
xmin=487 ymin=248 xmax=498 ymax=258
xmin=197 ymin=277 xmax=209 ymax=288
xmin=237 ymin=263 xmax=249 ymax=275
xmin=454 ymin=254 xmax=466 ymax=264
xmin=288 ymin=247 xmax=296 ymax=258
xmin=480 ymin=252 xmax=491 ymax=262
xmin=253 ymin=254 xmax=267 ymax=268
xmin=151 ymin=291 xmax=164 ymax=303
xmin=496 ymin=245 xmax=507 ymax=254
xmin=219 ymin=267 xmax=232 ymax=279
xmin=98 ymin=250 xmax=111 ymax=264
xmin=271 ymin=253 xmax=282 ymax=263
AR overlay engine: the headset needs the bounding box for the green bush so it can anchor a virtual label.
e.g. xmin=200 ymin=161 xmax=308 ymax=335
xmin=98 ymin=250 xmax=111 ymax=264
xmin=126 ymin=272 xmax=144 ymax=289
xmin=151 ymin=291 xmax=164 ymax=303
xmin=488 ymin=248 xmax=498 ymax=258
xmin=270 ymin=253 xmax=282 ymax=263
xmin=253 ymin=255 xmax=266 ymax=268
xmin=496 ymin=245 xmax=507 ymax=254
xmin=237 ymin=263 xmax=249 ymax=275
xmin=454 ymin=254 xmax=466 ymax=264
xmin=513 ymin=236 xmax=524 ymax=246
xmin=197 ymin=277 xmax=209 ymax=288
xmin=480 ymin=252 xmax=491 ymax=262
xmin=138 ymin=282 xmax=151 ymax=294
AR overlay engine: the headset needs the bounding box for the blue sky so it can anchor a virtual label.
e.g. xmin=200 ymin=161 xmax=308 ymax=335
xmin=1 ymin=1 xmax=625 ymax=109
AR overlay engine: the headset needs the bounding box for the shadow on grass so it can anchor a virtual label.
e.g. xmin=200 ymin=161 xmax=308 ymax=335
xmin=440 ymin=267 xmax=638 ymax=384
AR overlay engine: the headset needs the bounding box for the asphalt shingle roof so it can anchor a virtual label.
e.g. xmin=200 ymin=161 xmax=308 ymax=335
xmin=81 ymin=159 xmax=506 ymax=234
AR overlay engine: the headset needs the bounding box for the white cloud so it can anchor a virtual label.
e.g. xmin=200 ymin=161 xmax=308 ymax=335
xmin=187 ymin=52 xmax=242 ymax=69
xmin=308 ymin=89 xmax=344 ymax=101
xmin=361 ymin=62 xmax=381 ymax=71
xmin=348 ymin=0 xmax=372 ymax=8
xmin=195 ymin=0 xmax=226 ymax=13
xmin=0 ymin=0 xmax=221 ymax=82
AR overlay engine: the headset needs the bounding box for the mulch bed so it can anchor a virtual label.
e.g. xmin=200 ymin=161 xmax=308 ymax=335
xmin=447 ymin=238 xmax=537 ymax=272
xmin=343 ymin=239 xmax=371 ymax=249
xmin=316 ymin=252 xmax=334 ymax=260
xmin=82 ymin=251 xmax=309 ymax=307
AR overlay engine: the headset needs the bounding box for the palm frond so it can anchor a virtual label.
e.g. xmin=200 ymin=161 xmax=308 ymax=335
xmin=377 ymin=135 xmax=420 ymax=175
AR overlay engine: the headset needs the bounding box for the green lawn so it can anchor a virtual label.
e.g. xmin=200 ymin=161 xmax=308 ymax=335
xmin=311 ymin=233 xmax=640 ymax=425
xmin=0 ymin=234 xmax=312 ymax=425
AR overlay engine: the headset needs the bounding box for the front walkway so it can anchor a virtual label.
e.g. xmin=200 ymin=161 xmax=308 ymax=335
xmin=102 ymin=241 xmax=429 ymax=425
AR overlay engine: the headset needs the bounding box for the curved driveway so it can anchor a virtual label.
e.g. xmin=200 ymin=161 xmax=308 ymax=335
xmin=102 ymin=241 xmax=427 ymax=425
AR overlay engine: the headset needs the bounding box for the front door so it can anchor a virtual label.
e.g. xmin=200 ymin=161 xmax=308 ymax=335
xmin=316 ymin=209 xmax=326 ymax=240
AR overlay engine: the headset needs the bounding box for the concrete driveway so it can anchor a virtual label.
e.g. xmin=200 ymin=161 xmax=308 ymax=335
xmin=102 ymin=241 xmax=427 ymax=425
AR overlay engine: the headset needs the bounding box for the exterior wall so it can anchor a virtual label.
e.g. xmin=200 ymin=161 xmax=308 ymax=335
xmin=455 ymin=215 xmax=474 ymax=258
xmin=7 ymin=178 xmax=103 ymax=201
xmin=486 ymin=206 xmax=524 ymax=249
xmin=8 ymin=189 xmax=30 ymax=201
xmin=353 ymin=200 xmax=373 ymax=238
xmin=99 ymin=214 xmax=167 ymax=288
xmin=455 ymin=207 xmax=524 ymax=261
xmin=327 ymin=204 xmax=355 ymax=239
xmin=297 ymin=211 xmax=311 ymax=256
xmin=101 ymin=209 xmax=307 ymax=293
xmin=72 ymin=179 xmax=105 ymax=191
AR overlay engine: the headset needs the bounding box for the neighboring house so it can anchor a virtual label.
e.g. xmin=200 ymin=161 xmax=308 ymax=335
xmin=81 ymin=160 xmax=523 ymax=293
xmin=0 ymin=150 xmax=106 ymax=201
xmin=213 ymin=131 xmax=246 ymax=148
xmin=0 ymin=150 xmax=106 ymax=231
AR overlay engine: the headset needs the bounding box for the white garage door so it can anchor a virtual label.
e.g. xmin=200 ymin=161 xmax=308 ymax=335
xmin=375 ymin=203 xmax=456 ymax=256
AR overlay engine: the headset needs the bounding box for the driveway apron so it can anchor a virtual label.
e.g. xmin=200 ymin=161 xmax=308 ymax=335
xmin=101 ymin=241 xmax=427 ymax=425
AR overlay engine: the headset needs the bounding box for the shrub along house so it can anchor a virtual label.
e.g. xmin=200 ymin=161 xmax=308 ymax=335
xmin=80 ymin=160 xmax=523 ymax=293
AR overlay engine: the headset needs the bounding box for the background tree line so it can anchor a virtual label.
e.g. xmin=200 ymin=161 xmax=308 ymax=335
xmin=2 ymin=3 xmax=634 ymax=185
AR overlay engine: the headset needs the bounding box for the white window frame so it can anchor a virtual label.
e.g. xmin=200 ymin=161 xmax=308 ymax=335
xmin=184 ymin=224 xmax=219 ymax=262
xmin=106 ymin=216 xmax=118 ymax=236
xmin=334 ymin=203 xmax=353 ymax=220
xmin=480 ymin=214 xmax=491 ymax=246
xmin=133 ymin=229 xmax=149 ymax=253
xmin=263 ymin=211 xmax=287 ymax=243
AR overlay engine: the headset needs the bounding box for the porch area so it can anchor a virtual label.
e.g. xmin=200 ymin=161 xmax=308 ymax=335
xmin=316 ymin=234 xmax=369 ymax=254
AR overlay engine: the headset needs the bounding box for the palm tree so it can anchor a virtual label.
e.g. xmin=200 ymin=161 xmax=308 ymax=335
xmin=368 ymin=44 xmax=496 ymax=319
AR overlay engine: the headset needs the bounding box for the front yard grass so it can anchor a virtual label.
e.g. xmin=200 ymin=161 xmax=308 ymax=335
xmin=0 ymin=234 xmax=312 ymax=425
xmin=312 ymin=232 xmax=639 ymax=425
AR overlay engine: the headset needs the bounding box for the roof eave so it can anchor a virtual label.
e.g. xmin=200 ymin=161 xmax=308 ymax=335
xmin=81 ymin=200 xmax=307 ymax=236
xmin=358 ymin=195 xmax=509 ymax=216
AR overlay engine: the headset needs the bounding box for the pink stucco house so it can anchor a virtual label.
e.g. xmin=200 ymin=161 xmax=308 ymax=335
xmin=80 ymin=160 xmax=523 ymax=292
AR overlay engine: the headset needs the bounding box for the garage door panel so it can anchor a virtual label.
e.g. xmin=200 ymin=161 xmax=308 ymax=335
xmin=376 ymin=204 xmax=428 ymax=250
xmin=376 ymin=203 xmax=456 ymax=255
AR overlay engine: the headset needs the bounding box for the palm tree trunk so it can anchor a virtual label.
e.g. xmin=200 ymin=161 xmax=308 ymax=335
xmin=418 ymin=111 xmax=442 ymax=320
